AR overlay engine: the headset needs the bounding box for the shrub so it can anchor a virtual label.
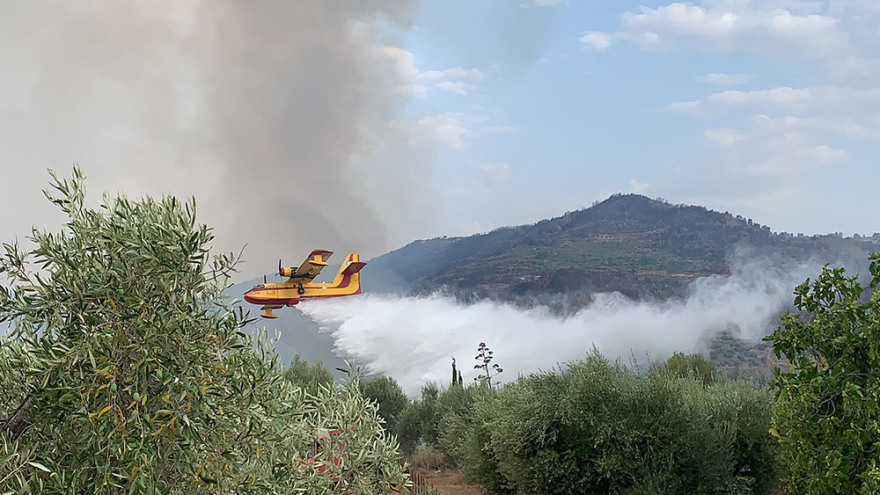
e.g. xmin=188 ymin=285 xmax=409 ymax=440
xmin=359 ymin=375 xmax=408 ymax=436
xmin=283 ymin=355 xmax=335 ymax=396
xmin=456 ymin=351 xmax=779 ymax=494
xmin=408 ymin=446 xmax=452 ymax=471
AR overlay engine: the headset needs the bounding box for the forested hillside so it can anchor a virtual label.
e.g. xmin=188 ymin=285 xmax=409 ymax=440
xmin=369 ymin=194 xmax=875 ymax=307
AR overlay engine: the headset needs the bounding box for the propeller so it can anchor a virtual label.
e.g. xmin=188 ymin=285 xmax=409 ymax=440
xmin=278 ymin=258 xmax=282 ymax=277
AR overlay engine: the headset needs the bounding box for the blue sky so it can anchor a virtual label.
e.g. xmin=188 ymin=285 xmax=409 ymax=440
xmin=381 ymin=0 xmax=880 ymax=242
xmin=0 ymin=1 xmax=877 ymax=273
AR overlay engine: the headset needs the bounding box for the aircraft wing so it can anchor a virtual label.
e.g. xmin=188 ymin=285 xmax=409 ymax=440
xmin=291 ymin=249 xmax=333 ymax=281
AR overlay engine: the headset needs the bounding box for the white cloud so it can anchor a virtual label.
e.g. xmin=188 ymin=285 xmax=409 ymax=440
xmin=481 ymin=162 xmax=511 ymax=185
xmin=667 ymin=86 xmax=880 ymax=117
xmin=687 ymin=187 xmax=801 ymax=219
xmin=519 ymin=0 xmax=562 ymax=8
xmin=666 ymin=86 xmax=816 ymax=114
xmin=807 ymin=144 xmax=849 ymax=162
xmin=619 ymin=3 xmax=844 ymax=58
xmin=701 ymin=122 xmax=851 ymax=178
xmin=752 ymin=114 xmax=878 ymax=139
xmin=415 ymin=113 xmax=468 ymax=148
xmin=705 ymin=128 xmax=745 ymax=146
xmin=626 ymin=4 xmax=741 ymax=41
xmin=373 ymin=45 xmax=426 ymax=95
xmin=745 ymin=150 xmax=834 ymax=177
xmin=409 ymin=108 xmax=518 ymax=150
xmin=419 ymin=65 xmax=486 ymax=95
xmin=368 ymin=46 xmax=488 ymax=97
xmin=436 ymin=81 xmax=474 ymax=95
xmin=580 ymin=31 xmax=614 ymax=51
xmin=708 ymin=87 xmax=810 ymax=106
xmin=665 ymin=99 xmax=703 ymax=114
xmin=697 ymin=72 xmax=753 ymax=85
xmin=587 ymin=1 xmax=879 ymax=70
xmin=421 ymin=66 xmax=485 ymax=81
xmin=629 ymin=178 xmax=648 ymax=193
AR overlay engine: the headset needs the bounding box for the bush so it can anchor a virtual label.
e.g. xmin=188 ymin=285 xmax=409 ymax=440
xmin=359 ymin=375 xmax=408 ymax=436
xmin=408 ymin=446 xmax=452 ymax=471
xmin=283 ymin=355 xmax=335 ymax=396
xmin=649 ymin=351 xmax=721 ymax=385
xmin=396 ymin=382 xmax=439 ymax=455
xmin=456 ymin=351 xmax=780 ymax=494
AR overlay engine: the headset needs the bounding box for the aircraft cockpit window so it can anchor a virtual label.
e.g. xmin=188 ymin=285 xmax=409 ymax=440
xmin=253 ymin=284 xmax=265 ymax=289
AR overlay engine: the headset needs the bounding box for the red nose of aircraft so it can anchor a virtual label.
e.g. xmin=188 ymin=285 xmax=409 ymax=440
xmin=243 ymin=286 xmax=269 ymax=305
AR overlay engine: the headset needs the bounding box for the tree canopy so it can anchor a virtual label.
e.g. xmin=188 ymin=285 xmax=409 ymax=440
xmin=767 ymin=253 xmax=880 ymax=493
xmin=0 ymin=168 xmax=405 ymax=494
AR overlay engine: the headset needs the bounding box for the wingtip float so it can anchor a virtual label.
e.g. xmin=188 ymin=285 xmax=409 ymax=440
xmin=244 ymin=249 xmax=366 ymax=319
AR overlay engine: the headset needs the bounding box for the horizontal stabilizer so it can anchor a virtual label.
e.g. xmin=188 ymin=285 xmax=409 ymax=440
xmin=341 ymin=261 xmax=366 ymax=276
xmin=309 ymin=249 xmax=334 ymax=260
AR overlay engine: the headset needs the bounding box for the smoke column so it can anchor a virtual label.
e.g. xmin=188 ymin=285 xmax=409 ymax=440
xmin=300 ymin=254 xmax=827 ymax=396
xmin=0 ymin=1 xmax=419 ymax=274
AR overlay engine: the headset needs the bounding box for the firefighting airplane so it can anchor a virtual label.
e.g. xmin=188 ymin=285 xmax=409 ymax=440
xmin=244 ymin=249 xmax=366 ymax=319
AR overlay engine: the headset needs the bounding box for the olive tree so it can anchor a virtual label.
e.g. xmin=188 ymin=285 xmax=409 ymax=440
xmin=766 ymin=253 xmax=880 ymax=493
xmin=0 ymin=168 xmax=406 ymax=494
xmin=358 ymin=375 xmax=408 ymax=436
xmin=283 ymin=355 xmax=335 ymax=396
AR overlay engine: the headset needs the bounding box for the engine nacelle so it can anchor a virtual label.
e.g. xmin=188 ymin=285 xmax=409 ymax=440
xmin=279 ymin=266 xmax=295 ymax=277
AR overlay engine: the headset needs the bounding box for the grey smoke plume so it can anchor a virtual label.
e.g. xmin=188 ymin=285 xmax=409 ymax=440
xmin=299 ymin=254 xmax=828 ymax=396
xmin=0 ymin=1 xmax=418 ymax=275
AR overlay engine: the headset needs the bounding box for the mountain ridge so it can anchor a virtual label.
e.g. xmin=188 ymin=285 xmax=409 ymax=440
xmin=367 ymin=194 xmax=875 ymax=309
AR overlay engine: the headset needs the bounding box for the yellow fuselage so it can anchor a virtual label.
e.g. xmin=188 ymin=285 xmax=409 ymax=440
xmin=243 ymin=253 xmax=365 ymax=317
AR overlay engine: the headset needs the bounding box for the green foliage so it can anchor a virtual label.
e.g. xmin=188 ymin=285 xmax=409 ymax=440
xmin=455 ymin=352 xmax=779 ymax=494
xmin=407 ymin=446 xmax=451 ymax=471
xmin=766 ymin=253 xmax=880 ymax=494
xmin=0 ymin=168 xmax=405 ymax=494
xmin=283 ymin=355 xmax=335 ymax=397
xmin=396 ymin=380 xmax=495 ymax=461
xmin=650 ymin=352 xmax=721 ymax=385
xmin=358 ymin=375 xmax=408 ymax=436
xmin=708 ymin=332 xmax=780 ymax=387
xmin=396 ymin=383 xmax=439 ymax=455
xmin=433 ymin=383 xmax=495 ymax=463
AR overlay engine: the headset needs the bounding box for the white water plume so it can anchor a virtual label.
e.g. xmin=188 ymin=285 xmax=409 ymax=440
xmin=299 ymin=255 xmax=827 ymax=396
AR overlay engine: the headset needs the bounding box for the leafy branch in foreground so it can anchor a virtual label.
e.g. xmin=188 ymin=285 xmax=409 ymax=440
xmin=0 ymin=167 xmax=405 ymax=494
xmin=766 ymin=253 xmax=880 ymax=494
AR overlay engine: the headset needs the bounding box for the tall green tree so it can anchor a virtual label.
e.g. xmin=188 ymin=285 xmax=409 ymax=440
xmin=283 ymin=355 xmax=335 ymax=396
xmin=358 ymin=375 xmax=408 ymax=437
xmin=766 ymin=253 xmax=880 ymax=494
xmin=396 ymin=383 xmax=439 ymax=455
xmin=0 ymin=169 xmax=405 ymax=494
xmin=649 ymin=352 xmax=720 ymax=386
